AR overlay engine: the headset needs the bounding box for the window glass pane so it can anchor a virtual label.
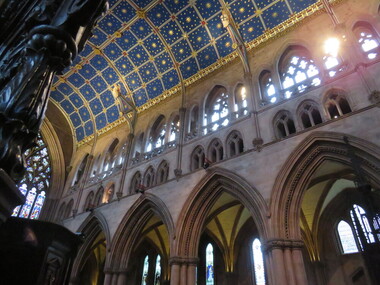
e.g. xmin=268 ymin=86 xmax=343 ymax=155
xmin=252 ymin=238 xmax=266 ymax=285
xmin=154 ymin=255 xmax=161 ymax=285
xmin=141 ymin=255 xmax=149 ymax=285
xmin=206 ymin=243 xmax=214 ymax=285
xmin=337 ymin=220 xmax=359 ymax=254
xmin=11 ymin=134 xmax=51 ymax=219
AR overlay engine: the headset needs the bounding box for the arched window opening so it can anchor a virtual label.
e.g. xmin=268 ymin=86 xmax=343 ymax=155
xmin=103 ymin=139 xmax=119 ymax=172
xmin=208 ymin=139 xmax=223 ymax=163
xmin=350 ymin=204 xmax=375 ymax=246
xmin=154 ymin=255 xmax=161 ymax=285
xmin=299 ymin=101 xmax=322 ymax=129
xmin=133 ymin=133 xmax=145 ymax=163
xmin=274 ymin=111 xmax=296 ymax=139
xmin=169 ymin=115 xmax=180 ymax=142
xmin=234 ymin=84 xmax=248 ymax=117
xmin=11 ymin=134 xmax=51 ymax=220
xmin=144 ymin=166 xmax=155 ymax=188
xmin=204 ymin=86 xmax=230 ymax=135
xmin=147 ymin=115 xmax=166 ymax=152
xmin=259 ymin=70 xmax=278 ymax=104
xmin=226 ymin=131 xmax=244 ymax=157
xmin=94 ymin=186 xmax=104 ymax=207
xmin=323 ymin=38 xmax=346 ymax=77
xmin=141 ymin=255 xmax=149 ymax=285
xmin=252 ymin=238 xmax=266 ymax=285
xmin=83 ymin=191 xmax=94 ymax=211
xmin=353 ymin=23 xmax=380 ymax=60
xmin=131 ymin=171 xmax=142 ymax=193
xmin=189 ymin=105 xmax=199 ymax=137
xmin=337 ymin=220 xmax=359 ymax=254
xmin=91 ymin=155 xmax=101 ymax=177
xmin=206 ymin=243 xmax=214 ymax=285
xmin=73 ymin=154 xmax=89 ymax=185
xmin=191 ymin=146 xmax=205 ymax=171
xmin=279 ymin=46 xmax=321 ymax=98
xmin=157 ymin=160 xmax=169 ymax=184
xmin=325 ymin=92 xmax=352 ymax=119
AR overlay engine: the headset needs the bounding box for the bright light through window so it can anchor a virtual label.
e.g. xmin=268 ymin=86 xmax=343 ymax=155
xmin=206 ymin=243 xmax=214 ymax=285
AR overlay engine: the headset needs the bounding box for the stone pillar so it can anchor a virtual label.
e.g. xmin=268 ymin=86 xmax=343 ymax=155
xmin=116 ymin=270 xmax=127 ymax=285
xmin=186 ymin=263 xmax=197 ymax=285
xmin=170 ymin=256 xmax=198 ymax=285
xmin=292 ymin=245 xmax=308 ymax=285
xmin=223 ymin=272 xmax=236 ymax=285
xmin=265 ymin=239 xmax=308 ymax=285
xmin=170 ymin=262 xmax=180 ymax=285
xmin=104 ymin=270 xmax=114 ymax=285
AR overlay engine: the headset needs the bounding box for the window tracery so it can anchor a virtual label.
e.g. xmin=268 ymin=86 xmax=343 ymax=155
xmin=234 ymin=84 xmax=248 ymax=117
xmin=131 ymin=171 xmax=142 ymax=193
xmin=208 ymin=139 xmax=224 ymax=163
xmin=157 ymin=160 xmax=169 ymax=184
xmin=154 ymin=255 xmax=161 ymax=285
xmin=324 ymin=91 xmax=351 ymax=119
xmin=191 ymin=146 xmax=205 ymax=171
xmin=279 ymin=47 xmax=321 ymax=99
xmin=169 ymin=115 xmax=180 ymax=142
xmin=11 ymin=134 xmax=51 ymax=220
xmin=274 ymin=111 xmax=296 ymax=139
xmin=188 ymin=105 xmax=199 ymax=137
xmin=147 ymin=115 xmax=166 ymax=152
xmin=354 ymin=22 xmax=380 ymax=60
xmin=204 ymin=87 xmax=230 ymax=135
xmin=323 ymin=38 xmax=346 ymax=78
xmin=259 ymin=70 xmax=278 ymax=104
xmin=298 ymin=101 xmax=323 ymax=129
xmin=226 ymin=131 xmax=244 ymax=157
xmin=94 ymin=186 xmax=104 ymax=207
xmin=144 ymin=166 xmax=155 ymax=188
xmin=73 ymin=154 xmax=89 ymax=185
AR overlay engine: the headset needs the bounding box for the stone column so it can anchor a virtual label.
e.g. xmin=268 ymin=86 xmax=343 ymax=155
xmin=116 ymin=269 xmax=128 ymax=285
xmin=186 ymin=263 xmax=196 ymax=285
xmin=265 ymin=239 xmax=309 ymax=285
xmin=104 ymin=270 xmax=114 ymax=285
xmin=170 ymin=261 xmax=180 ymax=285
xmin=180 ymin=263 xmax=187 ymax=285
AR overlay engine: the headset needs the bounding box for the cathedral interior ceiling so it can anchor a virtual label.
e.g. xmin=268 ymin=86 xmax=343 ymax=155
xmin=48 ymin=0 xmax=320 ymax=143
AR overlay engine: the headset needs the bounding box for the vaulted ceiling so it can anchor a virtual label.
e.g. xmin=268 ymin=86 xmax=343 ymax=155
xmin=49 ymin=0 xmax=319 ymax=143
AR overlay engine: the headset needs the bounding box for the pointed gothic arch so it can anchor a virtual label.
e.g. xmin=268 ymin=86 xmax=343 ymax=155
xmin=107 ymin=193 xmax=174 ymax=271
xmin=175 ymin=168 xmax=269 ymax=257
xmin=70 ymin=212 xmax=111 ymax=282
xmin=270 ymin=132 xmax=380 ymax=240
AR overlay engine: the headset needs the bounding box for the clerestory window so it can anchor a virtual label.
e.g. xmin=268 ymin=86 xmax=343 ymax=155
xmin=353 ymin=22 xmax=380 ymax=60
xmin=279 ymin=46 xmax=321 ymax=99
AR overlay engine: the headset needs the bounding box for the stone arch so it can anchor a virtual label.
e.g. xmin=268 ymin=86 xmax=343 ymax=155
xmin=107 ymin=193 xmax=174 ymax=270
xmin=270 ymin=131 xmax=380 ymax=240
xmin=71 ymin=211 xmax=111 ymax=280
xmin=175 ymin=167 xmax=269 ymax=257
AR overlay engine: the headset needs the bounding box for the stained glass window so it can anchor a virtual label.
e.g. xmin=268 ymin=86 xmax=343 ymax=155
xmin=204 ymin=89 xmax=229 ymax=135
xmin=350 ymin=204 xmax=375 ymax=246
xmin=141 ymin=255 xmax=149 ymax=285
xmin=12 ymin=134 xmax=51 ymax=219
xmin=337 ymin=220 xmax=359 ymax=254
xmin=280 ymin=48 xmax=321 ymax=99
xmin=354 ymin=24 xmax=379 ymax=60
xmin=206 ymin=243 xmax=214 ymax=285
xmin=260 ymin=71 xmax=278 ymax=104
xmin=154 ymin=255 xmax=161 ymax=285
xmin=252 ymin=238 xmax=266 ymax=285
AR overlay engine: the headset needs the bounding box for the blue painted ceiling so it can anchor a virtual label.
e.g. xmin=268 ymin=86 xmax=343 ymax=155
xmin=50 ymin=0 xmax=318 ymax=142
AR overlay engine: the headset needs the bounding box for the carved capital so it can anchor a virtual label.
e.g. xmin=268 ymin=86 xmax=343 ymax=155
xmin=263 ymin=239 xmax=305 ymax=252
xmin=174 ymin=168 xmax=182 ymax=180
